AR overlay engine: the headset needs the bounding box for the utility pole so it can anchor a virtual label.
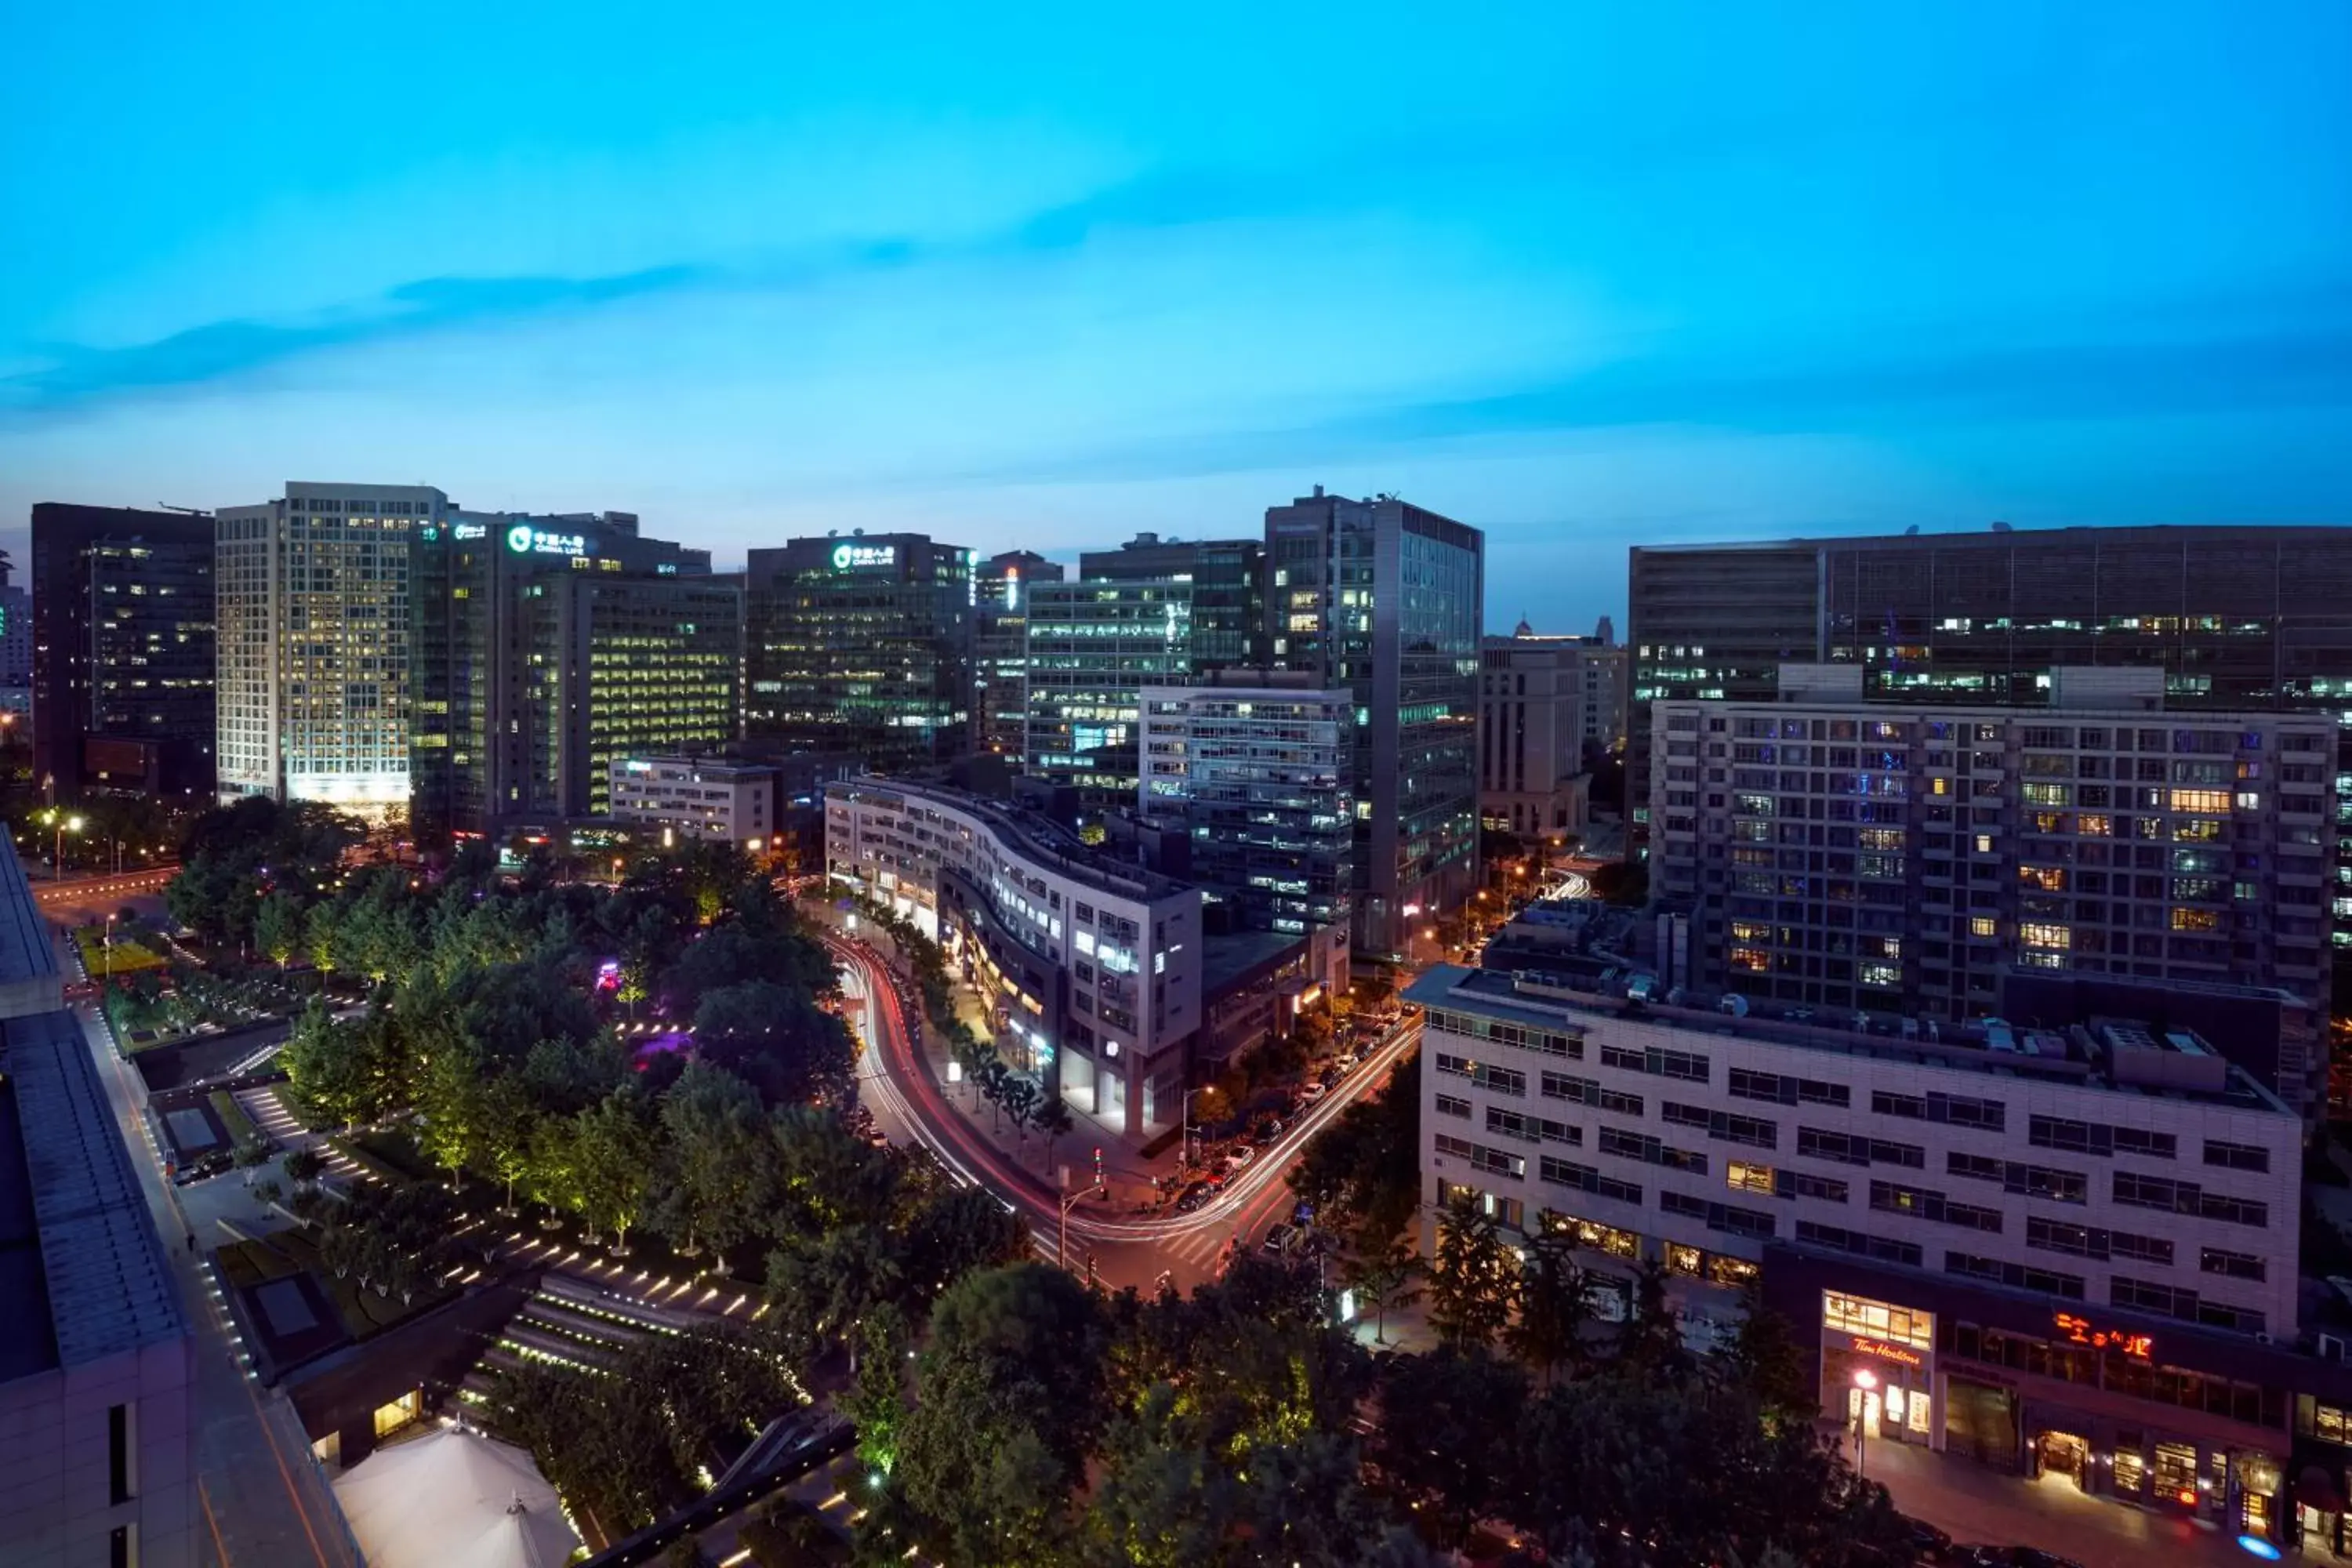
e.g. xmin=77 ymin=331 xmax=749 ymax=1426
xmin=1057 ymin=1147 xmax=1107 ymax=1271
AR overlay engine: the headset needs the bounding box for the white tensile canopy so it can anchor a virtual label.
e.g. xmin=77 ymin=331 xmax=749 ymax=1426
xmin=333 ymin=1422 xmax=582 ymax=1568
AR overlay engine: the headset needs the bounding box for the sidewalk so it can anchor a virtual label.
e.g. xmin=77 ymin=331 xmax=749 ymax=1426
xmin=1863 ymin=1438 xmax=2283 ymax=1566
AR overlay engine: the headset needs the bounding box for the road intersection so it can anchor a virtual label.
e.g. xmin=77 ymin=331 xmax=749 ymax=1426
xmin=830 ymin=935 xmax=1420 ymax=1294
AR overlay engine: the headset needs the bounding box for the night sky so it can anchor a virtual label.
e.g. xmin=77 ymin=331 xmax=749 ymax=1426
xmin=6 ymin=2 xmax=2349 ymax=632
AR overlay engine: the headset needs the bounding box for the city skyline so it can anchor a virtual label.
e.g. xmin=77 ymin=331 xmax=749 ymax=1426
xmin=9 ymin=2 xmax=2352 ymax=634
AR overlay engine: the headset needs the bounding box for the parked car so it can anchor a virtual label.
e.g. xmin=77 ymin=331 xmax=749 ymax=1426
xmin=1317 ymin=1065 xmax=1341 ymax=1088
xmin=1299 ymin=1082 xmax=1330 ymax=1105
xmin=1173 ymin=1182 xmax=1214 ymax=1214
xmin=1222 ymin=1146 xmax=1257 ymax=1171
xmin=1897 ymin=1515 xmax=1951 ymax=1561
xmin=1261 ymin=1223 xmax=1295 ymax=1255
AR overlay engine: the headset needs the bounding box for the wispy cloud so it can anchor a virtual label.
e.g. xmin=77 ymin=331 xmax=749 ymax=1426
xmin=951 ymin=324 xmax=2352 ymax=487
xmin=0 ymin=264 xmax=708 ymax=412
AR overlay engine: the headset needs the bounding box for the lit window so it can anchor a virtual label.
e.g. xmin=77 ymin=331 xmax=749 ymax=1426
xmin=1727 ymin=1162 xmax=1776 ymax=1196
xmin=2168 ymin=788 xmax=2230 ymax=814
xmin=2169 ymin=908 xmax=2220 ymax=932
xmin=1822 ymin=1291 xmax=1934 ymax=1350
xmin=2020 ymin=923 xmax=2071 ymax=949
xmin=1969 ymin=916 xmax=1998 ymax=938
xmin=1974 ymin=834 xmax=1994 ymax=853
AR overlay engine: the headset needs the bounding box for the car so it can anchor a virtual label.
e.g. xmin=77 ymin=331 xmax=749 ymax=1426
xmin=1261 ymin=1223 xmax=1295 ymax=1255
xmin=1173 ymin=1183 xmax=1213 ymax=1214
xmin=1222 ymin=1146 xmax=1257 ymax=1171
xmin=1897 ymin=1515 xmax=1951 ymax=1561
xmin=1337 ymin=1051 xmax=1362 ymax=1070
xmin=1317 ymin=1065 xmax=1341 ymax=1088
xmin=1299 ymin=1082 xmax=1330 ymax=1104
xmin=1951 ymin=1549 xmax=2084 ymax=1568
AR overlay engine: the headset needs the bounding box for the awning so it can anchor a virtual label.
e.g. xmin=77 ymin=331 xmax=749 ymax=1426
xmin=2299 ymin=1464 xmax=2349 ymax=1516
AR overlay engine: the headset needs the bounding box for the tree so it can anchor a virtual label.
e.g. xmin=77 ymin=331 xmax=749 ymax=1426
xmin=1340 ymin=1225 xmax=1423 ymax=1345
xmin=283 ymin=1147 xmax=326 ymax=1192
xmin=846 ymin=1302 xmax=909 ymax=1474
xmin=233 ymin=1137 xmax=275 ymax=1187
xmin=415 ymin=1033 xmax=488 ymax=1190
xmin=477 ymin=1074 xmax=539 ymax=1214
xmin=1033 ymin=1089 xmax=1074 ymax=1173
xmin=899 ymin=1184 xmax=1027 ymax=1316
xmin=653 ymin=1060 xmax=775 ymax=1260
xmin=1368 ymin=1347 xmax=1533 ymax=1545
xmin=572 ymin=1091 xmax=655 ymax=1250
xmin=1425 ymin=1192 xmax=1513 ymax=1348
xmin=255 ymin=892 xmax=303 ymax=969
xmin=1712 ymin=1279 xmax=1817 ymax=1422
xmin=1619 ymin=1255 xmax=1690 ymax=1381
xmin=1505 ymin=1229 xmax=1593 ymax=1385
xmin=891 ymin=1264 xmax=1109 ymax=1566
xmin=279 ymin=1002 xmax=375 ymax=1128
xmin=695 ymin=981 xmax=856 ymax=1107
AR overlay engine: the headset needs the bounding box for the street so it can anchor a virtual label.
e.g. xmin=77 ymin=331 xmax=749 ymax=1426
xmin=833 ymin=936 xmax=1420 ymax=1294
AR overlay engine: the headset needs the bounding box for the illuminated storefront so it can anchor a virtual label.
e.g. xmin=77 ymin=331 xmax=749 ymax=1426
xmin=1769 ymin=1245 xmax=2301 ymax=1548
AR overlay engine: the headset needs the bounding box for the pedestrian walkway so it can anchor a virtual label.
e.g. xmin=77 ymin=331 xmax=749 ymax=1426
xmin=1864 ymin=1437 xmax=2280 ymax=1567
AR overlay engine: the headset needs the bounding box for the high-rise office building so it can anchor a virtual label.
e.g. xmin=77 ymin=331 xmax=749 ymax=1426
xmin=412 ymin=510 xmax=735 ymax=833
xmin=1479 ymin=626 xmax=1616 ymax=841
xmin=1080 ymin=533 xmax=1265 ymax=668
xmin=974 ymin=550 xmax=1063 ymax=758
xmin=1627 ymin=525 xmax=2352 ymax=953
xmin=28 ymin=504 xmax=217 ymax=796
xmin=215 ymin=484 xmax=440 ymax=815
xmin=1023 ymin=579 xmax=1194 ymax=807
xmin=744 ymin=535 xmax=975 ymax=775
xmin=1265 ymin=487 xmax=1483 ymax=958
xmin=1649 ymin=662 xmax=2334 ymax=1110
xmin=0 ymin=554 xmax=28 ymax=720
xmin=1136 ymin=675 xmax=1355 ymax=938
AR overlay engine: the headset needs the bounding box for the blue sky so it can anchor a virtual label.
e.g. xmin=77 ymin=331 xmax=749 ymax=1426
xmin=5 ymin=2 xmax=2350 ymax=632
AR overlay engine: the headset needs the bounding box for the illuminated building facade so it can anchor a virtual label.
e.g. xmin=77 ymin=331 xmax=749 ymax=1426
xmin=1136 ymin=677 xmax=1354 ymax=938
xmin=826 ymin=777 xmax=1203 ymax=1135
xmin=1265 ymin=488 xmax=1483 ymax=958
xmin=412 ymin=510 xmax=734 ymax=833
xmin=215 ymin=483 xmax=441 ymax=815
xmin=974 ymin=550 xmax=1062 ymax=758
xmin=1410 ymin=959 xmax=2311 ymax=1548
xmin=1079 ymin=532 xmax=1265 ymax=668
xmin=1628 ymin=527 xmax=2352 ymax=953
xmin=1648 ymin=663 xmax=2333 ymax=1110
xmin=29 ymin=504 xmax=217 ymax=796
xmin=1024 ymin=578 xmax=1196 ymax=809
xmin=743 ymin=534 xmax=975 ymax=775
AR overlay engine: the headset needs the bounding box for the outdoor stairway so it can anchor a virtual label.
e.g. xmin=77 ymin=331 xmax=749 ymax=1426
xmin=457 ymin=1273 xmax=682 ymax=1421
xmin=234 ymin=1085 xmax=365 ymax=1178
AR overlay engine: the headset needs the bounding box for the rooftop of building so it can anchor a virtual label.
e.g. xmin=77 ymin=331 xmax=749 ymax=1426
xmin=0 ymin=1008 xmax=185 ymax=1383
xmin=0 ymin=837 xmax=59 ymax=993
xmin=1632 ymin=520 xmax=2352 ymax=556
xmin=614 ymin=755 xmax=777 ymax=780
xmin=831 ymin=775 xmax=1199 ymax=906
xmin=1200 ymin=927 xmax=1311 ymax=998
xmin=1657 ymin=661 xmax=2337 ymax=724
xmin=1405 ymin=962 xmax=2295 ymax=1118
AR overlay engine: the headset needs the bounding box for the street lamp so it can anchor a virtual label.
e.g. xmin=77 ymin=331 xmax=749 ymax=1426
xmin=53 ymin=813 xmax=82 ymax=881
xmin=1181 ymin=1086 xmax=1211 ymax=1174
xmin=1852 ymin=1368 xmax=1878 ymax=1479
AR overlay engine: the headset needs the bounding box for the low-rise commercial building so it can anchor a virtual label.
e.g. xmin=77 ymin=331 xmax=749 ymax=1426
xmin=608 ymin=756 xmax=778 ymax=849
xmin=1408 ymin=959 xmax=2311 ymax=1548
xmin=826 ymin=778 xmax=1203 ymax=1136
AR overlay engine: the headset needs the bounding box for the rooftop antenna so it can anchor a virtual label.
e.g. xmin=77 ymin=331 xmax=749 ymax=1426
xmin=156 ymin=503 xmax=209 ymax=515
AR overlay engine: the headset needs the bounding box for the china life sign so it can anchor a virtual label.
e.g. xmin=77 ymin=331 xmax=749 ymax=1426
xmin=506 ymin=524 xmax=586 ymax=558
xmin=832 ymin=543 xmax=897 ymax=572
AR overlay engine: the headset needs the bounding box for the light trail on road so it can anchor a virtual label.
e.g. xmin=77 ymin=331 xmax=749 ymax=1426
xmin=828 ymin=932 xmax=1420 ymax=1277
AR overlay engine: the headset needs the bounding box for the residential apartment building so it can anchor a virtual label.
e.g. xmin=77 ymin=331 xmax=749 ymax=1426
xmin=744 ymin=534 xmax=975 ymax=775
xmin=0 ymin=557 xmax=28 ymax=720
xmin=29 ymin=504 xmax=217 ymax=796
xmin=1023 ymin=578 xmax=1194 ymax=808
xmin=973 ymin=550 xmax=1063 ymax=758
xmin=1479 ymin=626 xmax=1609 ymax=840
xmin=609 ymin=755 xmax=775 ymax=848
xmin=826 ymin=777 xmax=1203 ymax=1135
xmin=1265 ymin=487 xmax=1483 ymax=959
xmin=412 ymin=510 xmax=732 ymax=833
xmin=215 ymin=483 xmax=442 ymax=815
xmin=1408 ymin=960 xmax=2310 ymax=1548
xmin=1080 ymin=533 xmax=1265 ymax=668
xmin=1136 ymin=676 xmax=1355 ymax=939
xmin=1647 ymin=664 xmax=2333 ymax=1110
xmin=0 ymin=838 xmax=198 ymax=1566
xmin=1626 ymin=525 xmax=2352 ymax=953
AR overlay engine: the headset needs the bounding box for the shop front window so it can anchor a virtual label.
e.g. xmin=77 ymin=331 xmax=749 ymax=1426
xmin=2154 ymin=1442 xmax=2199 ymax=1506
xmin=2113 ymin=1445 xmax=2146 ymax=1496
xmin=1824 ymin=1290 xmax=1935 ymax=1350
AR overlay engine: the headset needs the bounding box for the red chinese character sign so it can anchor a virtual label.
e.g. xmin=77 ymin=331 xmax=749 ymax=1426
xmin=2053 ymin=1312 xmax=2154 ymax=1361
